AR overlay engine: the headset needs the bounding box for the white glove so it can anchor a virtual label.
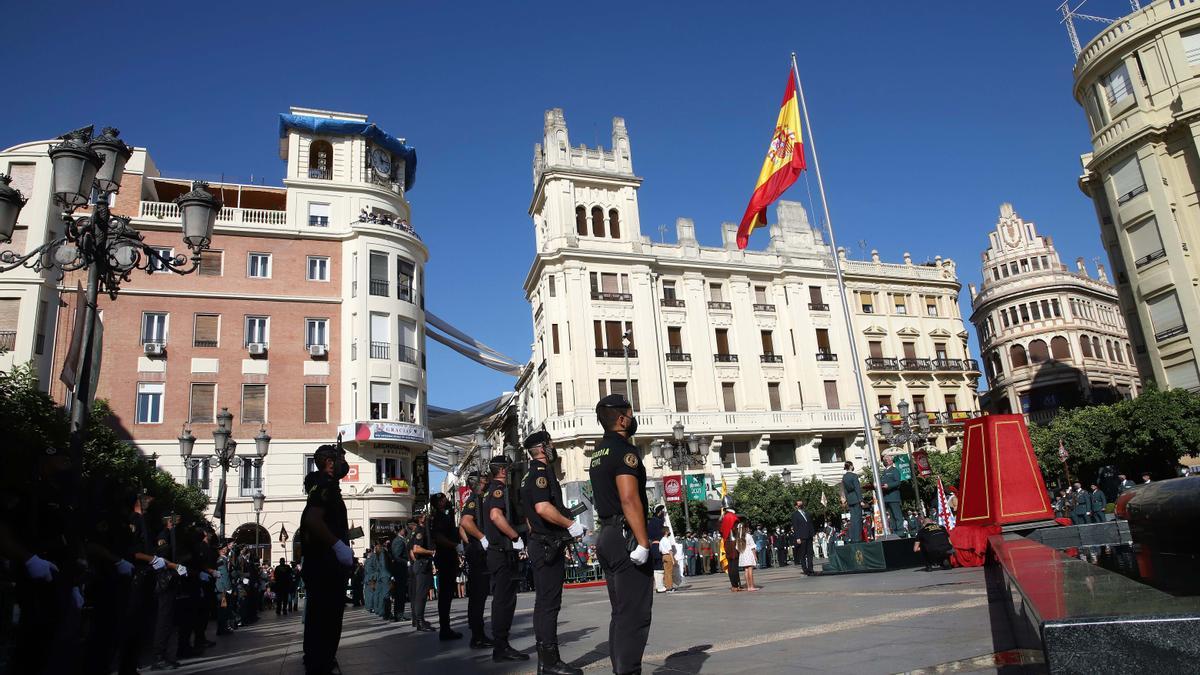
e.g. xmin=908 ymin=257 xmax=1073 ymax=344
xmin=199 ymin=571 xmax=211 ymax=582
xmin=71 ymin=587 xmax=84 ymax=609
xmin=567 ymin=521 xmax=585 ymax=538
xmin=480 ymin=536 xmax=489 ymax=551
xmin=176 ymin=565 xmax=188 ymax=577
xmin=511 ymin=537 xmax=525 ymax=552
xmin=242 ymin=578 xmax=250 ymax=585
xmin=629 ymin=545 xmax=650 ymax=566
xmin=24 ymin=555 xmax=58 ymax=582
xmin=115 ymin=559 xmax=134 ymax=576
xmin=333 ymin=540 xmax=354 ymax=568
xmin=150 ymin=556 xmax=167 ymax=571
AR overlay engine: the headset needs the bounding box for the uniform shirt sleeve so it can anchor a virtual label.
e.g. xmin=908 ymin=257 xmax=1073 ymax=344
xmin=608 ymin=448 xmax=643 ymax=478
xmin=527 ymin=467 xmax=554 ymax=505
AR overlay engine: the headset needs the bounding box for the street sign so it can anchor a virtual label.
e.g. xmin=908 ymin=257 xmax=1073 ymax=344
xmin=663 ymin=474 xmax=683 ymax=502
xmin=685 ymin=474 xmax=706 ymax=501
xmin=895 ymin=454 xmax=913 ymax=481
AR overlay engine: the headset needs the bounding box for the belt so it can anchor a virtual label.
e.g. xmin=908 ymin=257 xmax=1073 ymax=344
xmin=598 ymin=515 xmax=626 ymax=527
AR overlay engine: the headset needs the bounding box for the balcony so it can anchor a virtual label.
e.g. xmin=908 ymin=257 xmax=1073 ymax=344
xmin=1155 ymin=325 xmax=1187 ymax=342
xmin=370 ymin=341 xmax=390 ymax=359
xmin=596 ymin=348 xmax=637 ymax=358
xmin=193 ymin=339 xmax=218 ymax=348
xmin=815 ymin=352 xmax=838 ymax=362
xmin=760 ymin=354 xmax=784 ymax=363
xmin=139 ymin=201 xmax=288 ymax=227
xmin=900 ymin=358 xmax=932 ymax=371
xmin=714 ymin=353 xmax=739 ymax=363
xmin=707 ymin=301 xmax=732 ymax=310
xmin=865 ymin=357 xmax=899 ymax=371
xmin=369 ymin=279 xmax=389 ymax=296
xmin=545 ymin=408 xmax=864 ymax=439
xmin=962 ymin=358 xmax=980 ymax=372
xmin=397 ymin=345 xmax=419 ymax=366
xmin=808 ymin=302 xmax=830 ymax=311
xmin=308 ymin=168 xmax=331 ymax=180
xmin=665 ymin=352 xmax=692 ymax=362
xmin=591 ymin=292 xmax=632 ymax=302
xmin=1134 ymin=249 xmax=1166 ymax=268
xmin=753 ymin=303 xmax=776 ymax=312
xmin=660 ymin=298 xmax=686 ymax=308
xmin=932 ymin=358 xmax=962 ymax=371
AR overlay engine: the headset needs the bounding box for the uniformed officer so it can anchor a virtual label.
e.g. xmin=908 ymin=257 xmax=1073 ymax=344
xmin=521 ymin=430 xmax=585 ymax=675
xmin=457 ymin=471 xmax=494 ymax=649
xmin=482 ymin=455 xmax=530 ymax=662
xmin=879 ymin=455 xmax=903 ymax=533
xmin=588 ymin=394 xmax=653 ymax=675
xmin=387 ymin=530 xmax=409 ymax=623
xmin=430 ymin=492 xmax=463 ymax=640
xmin=841 ymin=461 xmax=864 ymax=543
xmin=299 ymin=443 xmax=354 ymax=675
xmin=408 ymin=510 xmax=436 ymax=631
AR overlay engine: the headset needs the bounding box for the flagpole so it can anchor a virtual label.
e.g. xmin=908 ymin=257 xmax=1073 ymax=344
xmin=790 ymin=52 xmax=891 ymax=536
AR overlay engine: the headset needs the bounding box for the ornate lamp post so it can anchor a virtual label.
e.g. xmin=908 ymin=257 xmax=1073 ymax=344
xmin=252 ymin=489 xmax=265 ymax=560
xmin=650 ymin=421 xmax=710 ymax=531
xmin=179 ymin=407 xmax=271 ymax=538
xmin=875 ymin=399 xmax=931 ymax=517
xmin=0 ymin=126 xmax=222 ymax=471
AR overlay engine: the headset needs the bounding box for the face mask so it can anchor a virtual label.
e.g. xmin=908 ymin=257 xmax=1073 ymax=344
xmin=334 ymin=458 xmax=350 ymax=479
xmin=625 ymin=415 xmax=639 ymax=437
xmin=543 ymin=445 xmax=557 ymax=464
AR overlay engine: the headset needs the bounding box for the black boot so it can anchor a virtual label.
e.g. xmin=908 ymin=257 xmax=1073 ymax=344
xmin=537 ymin=643 xmax=583 ymax=675
xmin=492 ymin=639 xmax=530 ymax=662
xmin=470 ymin=633 xmax=495 ymax=649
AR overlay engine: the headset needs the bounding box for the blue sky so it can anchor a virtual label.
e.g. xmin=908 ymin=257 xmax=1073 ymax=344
xmin=1 ymin=1 xmax=1133 ymax=412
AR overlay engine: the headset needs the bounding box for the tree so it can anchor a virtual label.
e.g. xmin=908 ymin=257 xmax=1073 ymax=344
xmin=727 ymin=472 xmax=843 ymax=531
xmin=665 ymin=499 xmax=709 ymax=535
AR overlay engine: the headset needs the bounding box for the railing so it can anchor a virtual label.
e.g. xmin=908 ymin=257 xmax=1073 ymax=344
xmin=192 ymin=339 xmax=218 ymax=348
xmin=369 ymin=279 xmax=389 ymax=296
xmin=1134 ymin=249 xmax=1166 ymax=268
xmin=753 ymin=303 xmax=776 ymax=312
xmin=714 ymin=353 xmax=739 ymax=362
xmin=591 ymin=292 xmax=632 ymax=302
xmin=0 ymin=331 xmax=16 ymax=352
xmin=707 ymin=301 xmax=732 ymax=310
xmin=962 ymin=358 xmax=980 ymax=372
xmin=900 ymin=358 xmax=932 ymax=371
xmin=665 ymin=352 xmax=691 ymax=362
xmin=308 ymin=169 xmax=331 ymax=179
xmin=370 ymin=341 xmax=390 ymax=359
xmin=139 ymin=201 xmax=288 ymax=227
xmin=865 ymin=357 xmax=899 ymax=370
xmin=760 ymin=354 xmax=784 ymax=363
xmin=814 ymin=352 xmax=838 ymax=362
xmin=1116 ymin=184 xmax=1147 ymax=205
xmin=397 ymin=345 xmax=419 ymax=365
xmin=660 ymin=298 xmax=686 ymax=307
xmin=544 ymin=408 xmax=864 ymax=438
xmin=932 ymin=358 xmax=962 ymax=370
xmin=308 ymin=216 xmax=329 ymax=227
xmin=398 ymin=284 xmax=414 ymax=303
xmin=596 ymin=348 xmax=636 ymax=358
xmin=808 ymin=302 xmax=829 ymax=311
xmin=1155 ymin=324 xmax=1187 ymax=342
xmin=840 ymin=258 xmax=949 ymax=280
xmin=141 ymin=337 xmax=166 ymax=345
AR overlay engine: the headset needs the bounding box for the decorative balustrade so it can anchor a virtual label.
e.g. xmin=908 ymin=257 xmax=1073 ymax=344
xmin=139 ymin=201 xmax=288 ymax=227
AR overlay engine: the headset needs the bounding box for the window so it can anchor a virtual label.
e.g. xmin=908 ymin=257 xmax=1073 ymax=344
xmin=1041 ymin=300 xmax=1052 ymax=319
xmin=667 ymin=326 xmax=683 ymax=353
xmin=663 ymin=280 xmax=677 ymax=300
xmin=305 ymin=385 xmax=328 ymax=423
xmin=1148 ymin=291 xmax=1186 ymax=341
xmin=548 ymin=275 xmax=556 ymax=297
xmin=351 ymin=252 xmax=358 ymax=297
xmin=370 ymin=313 xmax=389 ymax=358
xmin=599 ymin=379 xmax=641 ymax=411
xmin=608 ymin=209 xmax=621 ymax=238
xmin=761 ymin=330 xmax=775 ymax=355
xmin=767 ymin=439 xmax=795 ymax=466
xmin=721 ymin=382 xmax=737 ymax=412
xmin=306 ymin=318 xmax=329 ymax=347
xmin=992 ymin=267 xmax=1001 ymax=281
xmin=141 ymin=312 xmax=168 ymax=344
xmin=1029 ymin=339 xmax=1049 ymax=364
xmin=1010 ymin=344 xmax=1028 ymax=368
xmin=912 ymin=395 xmax=926 ymax=413
xmin=1128 ymin=217 xmax=1166 ymax=267
xmin=241 ymin=384 xmax=266 ymax=422
xmin=1030 ymin=302 xmax=1041 ymax=321
xmin=754 ymin=286 xmax=769 ymax=304
xmin=239 ymin=458 xmax=263 ymax=497
xmin=591 ymin=206 xmax=605 ymax=237
xmin=148 ymin=246 xmax=173 ymax=273
xmin=555 ymin=382 xmax=564 ymax=416
xmin=934 ymin=342 xmax=948 ymax=360
xmin=396 ymin=258 xmax=415 ymax=302
xmin=878 ymin=395 xmax=892 ymax=411
xmin=193 ymin=314 xmax=219 ymax=348
xmin=248 ymin=253 xmax=271 ymax=278
xmin=1111 ymin=155 xmax=1146 ymax=204
xmin=859 ymin=291 xmax=875 ymax=313
xmin=925 ymin=296 xmax=938 ymax=316
xmin=868 ymin=340 xmax=883 ymax=359
xmin=709 ymin=283 xmax=724 ymax=302
xmin=309 ymin=140 xmax=332 ymax=179
xmin=893 ymin=294 xmax=907 ymax=315
xmin=351 ymin=382 xmax=357 ymax=419
xmin=307 ymin=256 xmax=330 ymax=281
xmin=809 ymin=285 xmax=824 ymax=306
xmin=1031 ymin=257 xmax=1041 ymax=270
xmin=308 ymin=202 xmax=331 ymax=227
xmin=136 ymin=383 xmax=164 ymax=424
xmin=376 ymin=458 xmax=404 ymax=485
xmin=245 ymin=316 xmax=269 ymax=346
xmin=1100 ymin=62 xmax=1134 ymax=107
xmin=1051 ymin=336 xmax=1071 ymax=360
xmin=398 ymin=384 xmax=419 ymax=423
xmin=1080 ymin=335 xmax=1094 ymax=358
xmin=1164 ymin=360 xmax=1200 ymax=391
xmin=370 ymin=382 xmax=390 ymax=420
xmin=673 ymin=382 xmax=689 ymax=412
xmin=815 ymin=329 xmax=831 ymax=356
xmin=575 ymin=206 xmax=587 ymax=236
xmin=944 ymin=395 xmax=958 ymax=413
xmin=369 ymin=252 xmax=388 ymax=296
xmin=1183 ymin=29 xmax=1200 ymax=66
xmin=34 ymin=301 xmax=46 ymax=355
xmin=1019 ymin=305 xmax=1030 ymax=323
xmin=715 ymin=328 xmax=731 ymax=355
xmin=721 ymin=441 xmax=751 ymax=469
xmin=1093 ymin=336 xmax=1103 ymax=358
xmin=186 ymin=461 xmax=210 ymax=491
xmin=397 ymin=318 xmax=417 ymax=364
xmin=902 ymin=341 xmax=917 ymax=360
xmin=823 ymin=381 xmax=840 ymax=409
xmin=189 ymin=383 xmax=215 ymax=423
xmin=818 ymin=439 xmax=845 ymax=464
xmin=767 ymin=382 xmax=782 ymax=411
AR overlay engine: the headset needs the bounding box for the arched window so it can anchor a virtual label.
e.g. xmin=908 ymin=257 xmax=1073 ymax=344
xmin=591 ymin=206 xmax=605 ymax=237
xmin=1051 ymin=336 xmax=1070 ymax=360
xmin=1093 ymin=336 xmax=1103 ymax=359
xmin=1029 ymin=339 xmax=1049 ymax=364
xmin=608 ymin=209 xmax=621 ymax=239
xmin=1080 ymin=335 xmax=1093 ymax=358
xmin=1113 ymin=342 xmax=1123 ymax=363
xmin=575 ymin=206 xmax=587 ymax=236
xmin=1125 ymin=343 xmax=1135 ymax=364
xmin=1106 ymin=340 xmax=1117 ymax=361
xmin=1010 ymin=344 xmax=1028 ymax=368
xmin=309 ymin=140 xmax=332 ymax=179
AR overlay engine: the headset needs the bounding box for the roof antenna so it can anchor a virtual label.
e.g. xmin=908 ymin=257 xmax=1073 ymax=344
xmin=1058 ymin=1 xmax=1138 ymax=58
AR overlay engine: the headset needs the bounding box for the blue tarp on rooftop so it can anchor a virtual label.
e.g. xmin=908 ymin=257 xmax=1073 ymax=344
xmin=278 ymin=113 xmax=417 ymax=190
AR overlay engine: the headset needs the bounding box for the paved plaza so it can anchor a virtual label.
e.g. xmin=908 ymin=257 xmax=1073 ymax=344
xmin=172 ymin=564 xmax=1039 ymax=675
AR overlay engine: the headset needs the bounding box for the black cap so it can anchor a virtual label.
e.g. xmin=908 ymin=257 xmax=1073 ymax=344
xmin=314 ymin=443 xmax=341 ymax=460
xmin=596 ymin=394 xmax=631 ymax=410
xmin=489 ymin=454 xmax=511 ymax=468
xmin=523 ymin=430 xmax=551 ymax=450
xmin=466 ymin=470 xmax=482 ymax=481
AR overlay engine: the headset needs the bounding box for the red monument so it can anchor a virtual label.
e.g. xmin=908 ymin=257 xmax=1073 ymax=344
xmin=958 ymin=414 xmax=1056 ymax=526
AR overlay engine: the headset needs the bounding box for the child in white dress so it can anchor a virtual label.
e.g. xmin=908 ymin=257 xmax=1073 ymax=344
xmin=736 ymin=520 xmax=760 ymax=591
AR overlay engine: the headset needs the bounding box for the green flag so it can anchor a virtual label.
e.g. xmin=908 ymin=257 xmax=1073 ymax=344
xmin=895 ymin=454 xmax=913 ymax=481
xmin=685 ymin=474 xmax=706 ymax=501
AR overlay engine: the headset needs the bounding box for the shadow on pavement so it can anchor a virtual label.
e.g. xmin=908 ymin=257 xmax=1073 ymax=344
xmin=651 ymin=644 xmax=712 ymax=674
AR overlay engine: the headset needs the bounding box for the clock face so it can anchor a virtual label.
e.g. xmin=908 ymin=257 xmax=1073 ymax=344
xmin=370 ymin=148 xmax=392 ymax=176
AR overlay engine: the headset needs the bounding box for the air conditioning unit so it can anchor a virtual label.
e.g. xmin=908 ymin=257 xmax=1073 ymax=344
xmin=143 ymin=342 xmax=165 ymax=356
xmin=248 ymin=343 xmax=268 ymax=356
xmin=308 ymin=344 xmax=328 ymax=357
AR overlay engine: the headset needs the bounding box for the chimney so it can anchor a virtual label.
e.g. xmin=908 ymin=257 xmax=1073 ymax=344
xmin=1076 ymin=257 xmax=1087 ymax=276
xmin=1096 ymin=263 xmax=1109 ymax=283
xmin=675 ymin=217 xmax=697 ymax=246
xmin=721 ymin=222 xmax=739 ymax=249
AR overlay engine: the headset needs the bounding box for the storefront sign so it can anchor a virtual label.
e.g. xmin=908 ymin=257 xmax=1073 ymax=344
xmin=341 ymin=464 xmax=360 ymax=482
xmin=338 ymin=422 xmax=432 ymax=446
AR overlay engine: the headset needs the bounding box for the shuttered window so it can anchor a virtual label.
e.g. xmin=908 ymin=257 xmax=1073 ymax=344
xmin=722 ymin=382 xmax=737 ymax=412
xmin=304 ymin=385 xmax=328 ymax=423
xmin=198 ymin=250 xmax=223 ymax=276
xmin=1165 ymin=360 xmax=1200 ymax=391
xmin=869 ymin=340 xmax=883 ymax=359
xmin=809 ymin=286 xmax=823 ymax=304
xmin=1128 ymin=217 xmax=1165 ymax=266
xmin=673 ymin=382 xmax=689 ymax=412
xmin=1184 ymin=30 xmax=1200 ymax=66
xmin=555 ymin=382 xmax=564 ymax=416
xmin=903 ymin=341 xmax=917 ymax=360
xmin=241 ymin=384 xmax=267 ymax=423
xmin=1101 ymin=62 xmax=1133 ymax=106
xmin=761 ymin=330 xmax=775 ymax=355
xmin=715 ymin=329 xmax=730 ymax=354
xmin=0 ymin=298 xmax=19 ymax=332
xmin=667 ymin=326 xmax=683 ymax=353
xmin=189 ymin=383 xmax=215 ymax=423
xmin=824 ymin=380 xmax=840 ymax=409
xmin=1148 ymin=292 xmax=1185 ymax=340
xmin=1110 ymin=156 xmax=1146 ymax=203
xmin=551 ymin=324 xmax=560 ymax=354
xmin=768 ymin=382 xmax=782 ymax=411
xmin=193 ymin=314 xmax=219 ymax=347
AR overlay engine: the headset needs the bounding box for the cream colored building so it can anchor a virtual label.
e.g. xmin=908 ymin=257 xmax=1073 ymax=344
xmin=522 ymin=108 xmax=978 ymax=501
xmin=969 ymin=204 xmax=1141 ymax=424
xmin=1074 ymin=0 xmax=1200 ymax=391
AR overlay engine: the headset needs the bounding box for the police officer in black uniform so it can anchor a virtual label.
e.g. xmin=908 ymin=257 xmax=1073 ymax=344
xmin=299 ymin=443 xmax=354 ymax=675
xmin=520 ymin=430 xmax=585 ymax=675
xmin=457 ymin=471 xmax=494 ymax=649
xmin=482 ymin=455 xmax=530 ymax=662
xmin=589 ymin=394 xmax=652 ymax=675
xmin=408 ymin=510 xmax=436 ymax=631
xmin=430 ymin=492 xmax=463 ymax=640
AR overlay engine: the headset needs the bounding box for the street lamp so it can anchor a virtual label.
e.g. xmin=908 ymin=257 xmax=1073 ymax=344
xmin=621 ymin=330 xmax=633 ymax=398
xmin=253 ymin=489 xmax=265 ymax=560
xmin=179 ymin=407 xmax=271 ymax=538
xmin=0 ymin=126 xmax=222 ymax=473
xmin=650 ymin=423 xmax=710 ymax=532
xmin=875 ymin=399 xmax=933 ymax=519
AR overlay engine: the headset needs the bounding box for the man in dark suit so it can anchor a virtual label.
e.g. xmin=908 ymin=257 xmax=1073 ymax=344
xmin=841 ymin=461 xmax=863 ymax=543
xmin=879 ymin=455 xmax=903 ymax=534
xmin=790 ymin=500 xmax=815 ymax=575
xmin=1088 ymin=483 xmax=1107 ymax=523
xmin=1070 ymin=482 xmax=1089 ymax=524
xmin=1116 ymin=474 xmax=1135 ymax=495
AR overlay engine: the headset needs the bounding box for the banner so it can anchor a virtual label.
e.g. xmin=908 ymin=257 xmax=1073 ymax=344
xmin=895 ymin=454 xmax=913 ymax=481
xmin=685 ymin=474 xmax=706 ymax=501
xmin=413 ymin=455 xmax=429 ymax=509
xmin=663 ymin=474 xmax=683 ymax=503
xmin=456 ymin=486 xmax=472 ymax=510
xmin=912 ymin=449 xmax=933 ymax=477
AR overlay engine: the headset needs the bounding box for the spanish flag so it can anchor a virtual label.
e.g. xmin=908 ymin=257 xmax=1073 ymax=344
xmin=736 ymin=70 xmax=806 ymax=249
